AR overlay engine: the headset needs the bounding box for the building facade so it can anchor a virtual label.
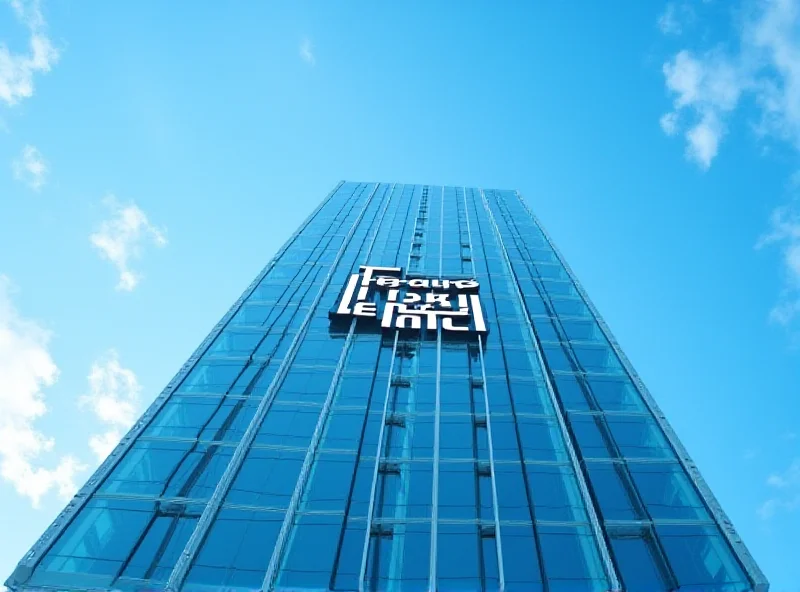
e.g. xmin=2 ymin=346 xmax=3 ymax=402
xmin=7 ymin=182 xmax=767 ymax=592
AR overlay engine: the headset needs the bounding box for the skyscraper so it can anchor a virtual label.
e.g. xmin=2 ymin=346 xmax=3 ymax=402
xmin=6 ymin=182 xmax=767 ymax=592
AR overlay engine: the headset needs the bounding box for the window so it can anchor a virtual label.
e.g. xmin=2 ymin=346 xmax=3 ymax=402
xmin=226 ymin=447 xmax=304 ymax=508
xmin=656 ymin=525 xmax=749 ymax=588
xmin=628 ymin=463 xmax=710 ymax=521
xmin=527 ymin=464 xmax=587 ymax=522
xmin=610 ymin=533 xmax=669 ymax=592
xmin=185 ymin=509 xmax=283 ymax=589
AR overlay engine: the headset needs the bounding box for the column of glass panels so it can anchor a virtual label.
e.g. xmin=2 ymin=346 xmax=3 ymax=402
xmin=174 ymin=183 xmax=389 ymax=591
xmin=468 ymin=189 xmax=613 ymax=592
xmin=14 ymin=182 xmax=373 ymax=592
xmin=356 ymin=185 xmax=432 ymax=591
xmin=488 ymin=191 xmax=754 ymax=592
xmin=265 ymin=183 xmax=402 ymax=590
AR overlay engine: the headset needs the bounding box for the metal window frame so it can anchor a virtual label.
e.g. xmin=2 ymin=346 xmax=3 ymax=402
xmin=513 ymin=190 xmax=769 ymax=592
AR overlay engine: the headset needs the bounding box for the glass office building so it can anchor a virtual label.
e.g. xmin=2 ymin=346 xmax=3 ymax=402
xmin=7 ymin=182 xmax=767 ymax=592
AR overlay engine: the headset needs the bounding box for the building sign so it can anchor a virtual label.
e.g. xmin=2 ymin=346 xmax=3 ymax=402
xmin=330 ymin=265 xmax=487 ymax=334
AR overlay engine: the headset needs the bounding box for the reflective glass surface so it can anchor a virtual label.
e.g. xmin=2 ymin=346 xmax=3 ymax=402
xmin=7 ymin=182 xmax=763 ymax=592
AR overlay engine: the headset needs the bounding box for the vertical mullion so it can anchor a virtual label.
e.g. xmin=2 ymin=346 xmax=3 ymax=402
xmin=163 ymin=183 xmax=382 ymax=592
xmin=462 ymin=187 xmax=506 ymax=592
xmin=262 ymin=183 xmax=396 ymax=591
xmin=478 ymin=189 xmax=622 ymax=592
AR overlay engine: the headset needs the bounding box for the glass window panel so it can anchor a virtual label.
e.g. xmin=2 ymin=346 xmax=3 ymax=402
xmin=302 ymin=453 xmax=358 ymax=512
xmin=541 ymin=344 xmax=576 ymax=373
xmin=177 ymin=359 xmax=249 ymax=394
xmin=586 ymin=376 xmax=645 ymax=412
xmin=367 ymin=522 xmax=431 ymax=589
xmin=585 ymin=462 xmax=643 ymax=521
xmin=335 ymin=373 xmax=375 ymax=407
xmin=517 ymin=417 xmax=567 ymax=462
xmin=505 ymin=348 xmax=539 ymax=377
xmin=254 ymin=405 xmax=321 ymax=448
xmin=273 ymin=369 xmax=335 ymax=405
xmin=385 ymin=415 xmax=435 ymax=459
xmin=185 ymin=509 xmax=282 ymax=589
xmin=551 ymin=297 xmax=591 ymax=318
xmin=508 ymin=379 xmax=552 ymax=415
xmin=553 ymin=375 xmax=593 ymax=411
xmin=322 ymin=407 xmax=369 ymax=450
xmin=610 ymin=534 xmax=669 ymax=592
xmin=207 ymin=330 xmax=264 ymax=357
xmin=440 ymin=377 xmax=473 ymax=413
xmin=375 ymin=462 xmax=433 ymax=519
xmin=226 ymin=447 xmax=305 ymax=508
xmin=437 ymin=523 xmax=481 ymax=589
xmin=606 ymin=416 xmax=675 ymax=460
xmin=439 ymin=415 xmax=475 ymax=459
xmin=32 ymin=499 xmax=155 ymax=588
xmin=572 ymin=344 xmax=624 ymax=374
xmin=438 ymin=462 xmax=478 ymax=520
xmin=628 ymin=463 xmax=710 ymax=521
xmin=560 ymin=319 xmax=607 ymax=344
xmin=500 ymin=525 xmax=544 ymax=592
xmin=119 ymin=505 xmax=202 ymax=583
xmin=495 ymin=462 xmax=532 ymax=521
xmin=569 ymin=414 xmax=615 ymax=459
xmin=144 ymin=396 xmax=258 ymax=442
xmin=538 ymin=525 xmax=608 ymax=591
xmin=331 ymin=520 xmax=368 ymax=591
xmin=656 ymin=525 xmax=749 ymax=588
xmin=100 ymin=440 xmax=233 ymax=499
xmin=277 ymin=514 xmax=345 ymax=589
xmin=527 ymin=464 xmax=587 ymax=522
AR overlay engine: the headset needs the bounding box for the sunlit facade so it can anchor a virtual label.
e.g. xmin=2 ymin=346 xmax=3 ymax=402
xmin=7 ymin=182 xmax=767 ymax=592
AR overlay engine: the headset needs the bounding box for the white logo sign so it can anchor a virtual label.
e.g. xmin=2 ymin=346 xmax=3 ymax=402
xmin=330 ymin=265 xmax=487 ymax=334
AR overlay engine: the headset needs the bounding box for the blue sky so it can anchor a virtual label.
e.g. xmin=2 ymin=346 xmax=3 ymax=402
xmin=1 ymin=0 xmax=799 ymax=589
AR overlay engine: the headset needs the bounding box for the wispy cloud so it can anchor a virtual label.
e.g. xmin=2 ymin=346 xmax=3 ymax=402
xmin=658 ymin=2 xmax=695 ymax=35
xmin=300 ymin=37 xmax=315 ymax=65
xmin=756 ymin=198 xmax=800 ymax=326
xmin=658 ymin=0 xmax=800 ymax=169
xmin=90 ymin=195 xmax=167 ymax=292
xmin=12 ymin=144 xmax=48 ymax=191
xmin=0 ymin=275 xmax=85 ymax=508
xmin=758 ymin=458 xmax=800 ymax=519
xmin=78 ymin=351 xmax=140 ymax=462
xmin=0 ymin=0 xmax=60 ymax=107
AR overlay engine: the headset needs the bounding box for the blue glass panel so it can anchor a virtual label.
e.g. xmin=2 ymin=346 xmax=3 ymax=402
xmin=606 ymin=416 xmax=676 ymax=460
xmin=375 ymin=462 xmax=433 ymax=519
xmin=366 ymin=522 xmax=431 ymax=590
xmin=437 ymin=523 xmax=481 ymax=589
xmin=569 ymin=414 xmax=615 ymax=459
xmin=527 ymin=464 xmax=587 ymax=522
xmin=31 ymin=499 xmax=155 ymax=588
xmin=144 ymin=396 xmax=259 ymax=442
xmin=438 ymin=462 xmax=478 ymax=520
xmin=629 ymin=463 xmax=711 ymax=521
xmin=177 ymin=359 xmax=250 ymax=394
xmin=585 ymin=462 xmax=643 ymax=521
xmin=517 ymin=417 xmax=567 ymax=462
xmin=656 ymin=525 xmax=750 ymax=588
xmin=277 ymin=514 xmax=345 ymax=589
xmin=494 ymin=462 xmax=531 ymax=521
xmin=302 ymin=453 xmax=358 ymax=511
xmin=499 ymin=525 xmax=543 ymax=592
xmin=586 ymin=375 xmax=645 ymax=412
xmin=538 ymin=525 xmax=608 ymax=591
xmin=226 ymin=447 xmax=305 ymax=508
xmin=254 ymin=405 xmax=322 ymax=448
xmin=610 ymin=534 xmax=669 ymax=592
xmin=185 ymin=509 xmax=282 ymax=589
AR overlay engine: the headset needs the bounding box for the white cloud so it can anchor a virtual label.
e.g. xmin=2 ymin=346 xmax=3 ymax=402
xmin=12 ymin=144 xmax=48 ymax=191
xmin=0 ymin=275 xmax=84 ymax=508
xmin=78 ymin=350 xmax=141 ymax=462
xmin=659 ymin=0 xmax=800 ymax=169
xmin=658 ymin=2 xmax=695 ymax=35
xmin=759 ymin=458 xmax=800 ymax=519
xmin=0 ymin=0 xmax=60 ymax=107
xmin=300 ymin=37 xmax=315 ymax=65
xmin=90 ymin=195 xmax=167 ymax=292
xmin=757 ymin=202 xmax=800 ymax=325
